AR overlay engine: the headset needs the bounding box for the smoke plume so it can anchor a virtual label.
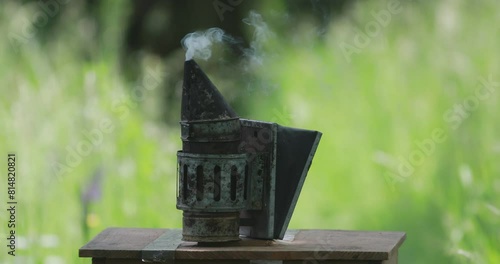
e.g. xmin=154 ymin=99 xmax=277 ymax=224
xmin=181 ymin=28 xmax=225 ymax=61
xmin=243 ymin=11 xmax=274 ymax=69
xmin=181 ymin=11 xmax=273 ymax=64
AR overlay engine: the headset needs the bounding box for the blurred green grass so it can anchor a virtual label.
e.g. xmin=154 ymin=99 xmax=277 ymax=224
xmin=1 ymin=0 xmax=499 ymax=263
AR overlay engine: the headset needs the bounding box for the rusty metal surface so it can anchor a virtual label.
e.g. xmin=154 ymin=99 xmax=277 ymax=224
xmin=181 ymin=60 xmax=237 ymax=122
xmin=238 ymin=120 xmax=277 ymax=240
xmin=176 ymin=59 xmax=322 ymax=243
xmin=182 ymin=212 xmax=240 ymax=242
xmin=181 ymin=118 xmax=241 ymax=142
xmin=177 ymin=152 xmax=247 ymax=212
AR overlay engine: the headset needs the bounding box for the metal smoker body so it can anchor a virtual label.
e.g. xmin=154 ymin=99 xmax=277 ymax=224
xmin=177 ymin=60 xmax=322 ymax=242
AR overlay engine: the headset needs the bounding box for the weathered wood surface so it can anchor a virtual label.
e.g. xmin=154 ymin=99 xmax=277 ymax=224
xmin=80 ymin=228 xmax=405 ymax=263
xmin=79 ymin=228 xmax=166 ymax=259
xmin=94 ymin=260 xmax=390 ymax=264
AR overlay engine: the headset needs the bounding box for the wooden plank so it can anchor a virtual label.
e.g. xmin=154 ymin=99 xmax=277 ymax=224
xmin=79 ymin=228 xmax=167 ymax=259
xmin=283 ymin=261 xmax=382 ymax=264
xmin=142 ymin=229 xmax=183 ymax=262
xmin=80 ymin=228 xmax=405 ymax=262
xmin=175 ymin=230 xmax=405 ymax=261
xmin=102 ymin=259 xmax=143 ymax=264
xmin=101 ymin=259 xmax=383 ymax=264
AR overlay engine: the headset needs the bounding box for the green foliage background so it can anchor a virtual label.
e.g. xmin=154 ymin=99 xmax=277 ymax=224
xmin=1 ymin=0 xmax=499 ymax=263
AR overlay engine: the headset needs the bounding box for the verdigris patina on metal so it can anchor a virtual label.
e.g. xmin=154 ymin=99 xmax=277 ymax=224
xmin=176 ymin=59 xmax=322 ymax=242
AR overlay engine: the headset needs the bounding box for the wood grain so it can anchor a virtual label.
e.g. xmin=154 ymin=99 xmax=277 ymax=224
xmin=175 ymin=229 xmax=405 ymax=260
xmin=79 ymin=227 xmax=167 ymax=259
xmin=80 ymin=228 xmax=405 ymax=262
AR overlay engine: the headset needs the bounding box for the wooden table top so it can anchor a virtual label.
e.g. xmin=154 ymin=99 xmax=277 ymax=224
xmin=79 ymin=228 xmax=406 ymax=262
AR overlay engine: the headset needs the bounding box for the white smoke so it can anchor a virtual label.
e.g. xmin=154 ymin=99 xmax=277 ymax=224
xmin=240 ymin=11 xmax=274 ymax=73
xmin=243 ymin=11 xmax=272 ymax=54
xmin=181 ymin=28 xmax=225 ymax=61
xmin=180 ymin=11 xmax=278 ymax=96
xmin=181 ymin=11 xmax=274 ymax=65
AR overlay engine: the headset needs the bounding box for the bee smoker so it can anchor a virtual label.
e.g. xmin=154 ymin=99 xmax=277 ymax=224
xmin=177 ymin=59 xmax=322 ymax=242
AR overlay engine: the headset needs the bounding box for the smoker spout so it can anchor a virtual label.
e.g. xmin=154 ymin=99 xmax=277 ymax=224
xmin=182 ymin=60 xmax=238 ymax=122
